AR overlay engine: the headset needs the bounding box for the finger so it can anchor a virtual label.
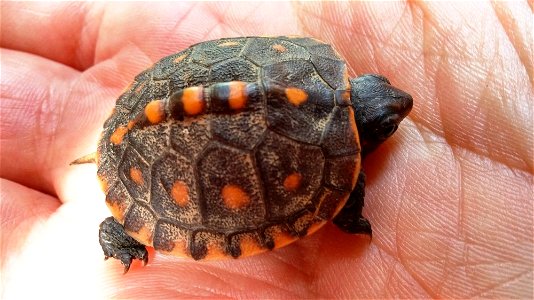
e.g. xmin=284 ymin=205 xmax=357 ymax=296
xmin=0 ymin=2 xmax=100 ymax=70
xmin=1 ymin=2 xmax=300 ymax=71
xmin=0 ymin=179 xmax=60 ymax=269
xmin=1 ymin=48 xmax=81 ymax=195
xmin=0 ymin=47 xmax=150 ymax=196
xmin=92 ymin=2 xmax=300 ymax=63
xmin=1 ymin=179 xmax=113 ymax=299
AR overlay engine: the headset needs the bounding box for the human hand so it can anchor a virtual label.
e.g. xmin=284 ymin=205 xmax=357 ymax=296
xmin=1 ymin=2 xmax=532 ymax=298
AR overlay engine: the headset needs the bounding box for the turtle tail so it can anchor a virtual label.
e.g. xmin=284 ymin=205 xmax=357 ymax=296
xmin=70 ymin=152 xmax=97 ymax=165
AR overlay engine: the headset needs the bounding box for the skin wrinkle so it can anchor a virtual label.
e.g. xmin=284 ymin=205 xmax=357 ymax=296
xmin=380 ymin=247 xmax=434 ymax=298
xmin=197 ymin=262 xmax=310 ymax=298
xmin=84 ymin=3 xmax=105 ymax=67
xmin=168 ymin=3 xmax=197 ymax=47
xmin=490 ymin=1 xmax=533 ymax=82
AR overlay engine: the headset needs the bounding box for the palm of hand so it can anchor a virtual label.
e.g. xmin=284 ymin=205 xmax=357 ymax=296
xmin=1 ymin=2 xmax=532 ymax=298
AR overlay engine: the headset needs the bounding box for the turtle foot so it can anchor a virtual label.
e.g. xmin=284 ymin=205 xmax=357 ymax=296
xmin=99 ymin=216 xmax=148 ymax=274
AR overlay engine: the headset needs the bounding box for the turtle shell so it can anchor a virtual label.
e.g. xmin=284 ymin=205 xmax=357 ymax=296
xmin=97 ymin=36 xmax=361 ymax=260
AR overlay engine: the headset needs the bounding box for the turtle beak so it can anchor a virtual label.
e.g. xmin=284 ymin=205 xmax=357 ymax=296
xmin=390 ymin=85 xmax=413 ymax=120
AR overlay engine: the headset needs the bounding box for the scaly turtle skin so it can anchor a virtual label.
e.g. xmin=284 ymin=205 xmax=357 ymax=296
xmin=87 ymin=36 xmax=412 ymax=273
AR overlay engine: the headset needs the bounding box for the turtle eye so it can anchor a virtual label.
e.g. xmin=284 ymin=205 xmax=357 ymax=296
xmin=382 ymin=123 xmax=398 ymax=138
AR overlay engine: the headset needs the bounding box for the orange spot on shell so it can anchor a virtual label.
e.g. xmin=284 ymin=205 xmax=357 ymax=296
xmin=127 ymin=120 xmax=136 ymax=130
xmin=182 ymin=87 xmax=205 ymax=116
xmin=218 ymin=41 xmax=239 ymax=47
xmin=171 ymin=181 xmax=189 ymax=207
xmin=134 ymin=81 xmax=146 ymax=94
xmin=239 ymin=235 xmax=265 ymax=257
xmin=283 ymin=172 xmax=302 ymax=192
xmin=272 ymin=44 xmax=287 ymax=52
xmin=130 ymin=167 xmax=144 ymax=185
xmin=228 ymin=82 xmax=247 ymax=110
xmin=285 ymin=88 xmax=308 ymax=106
xmin=173 ymin=53 xmax=187 ymax=63
xmin=144 ymin=100 xmax=165 ymax=124
xmin=110 ymin=126 xmax=128 ymax=145
xmin=221 ymin=185 xmax=250 ymax=210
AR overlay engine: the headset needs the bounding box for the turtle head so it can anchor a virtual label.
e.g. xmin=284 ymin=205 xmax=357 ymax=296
xmin=350 ymin=74 xmax=413 ymax=156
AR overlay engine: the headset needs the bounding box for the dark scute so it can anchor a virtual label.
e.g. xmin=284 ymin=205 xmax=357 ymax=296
xmin=123 ymin=203 xmax=156 ymax=234
xmin=97 ymin=124 xmax=125 ymax=187
xmin=279 ymin=36 xmax=325 ymax=48
xmin=128 ymin=122 xmax=169 ymax=163
xmin=170 ymin=118 xmax=211 ymax=160
xmin=313 ymin=187 xmax=350 ymax=220
xmin=105 ymin=181 xmax=133 ymax=218
xmin=189 ymin=237 xmax=207 ymax=260
xmin=255 ymin=131 xmax=324 ymax=220
xmin=150 ymin=80 xmax=171 ymax=100
xmin=263 ymin=60 xmax=334 ymax=145
xmin=321 ymin=106 xmax=360 ymax=157
xmin=241 ymin=37 xmax=310 ymax=66
xmin=127 ymin=80 xmax=170 ymax=117
xmin=197 ymin=143 xmax=266 ymax=230
xmin=190 ymin=38 xmax=247 ymax=67
xmin=190 ymin=231 xmax=227 ymax=260
xmin=209 ymin=85 xmax=266 ymax=150
xmin=134 ymin=68 xmax=152 ymax=82
xmin=169 ymin=62 xmax=209 ymax=93
xmin=324 ymin=155 xmax=360 ymax=192
xmin=151 ymin=152 xmax=202 ymax=225
xmin=117 ymin=81 xmax=148 ymax=111
xmin=310 ymin=55 xmax=348 ymax=90
xmin=289 ymin=209 xmax=315 ymax=237
xmin=305 ymin=44 xmax=341 ymax=59
xmin=209 ymin=58 xmax=259 ymax=83
xmin=153 ymin=221 xmax=189 ymax=252
xmin=118 ymin=147 xmax=151 ymax=203
xmin=152 ymin=49 xmax=192 ymax=80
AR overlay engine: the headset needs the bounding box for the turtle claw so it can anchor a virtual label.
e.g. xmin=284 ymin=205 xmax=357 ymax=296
xmin=99 ymin=217 xmax=149 ymax=274
xmin=122 ymin=262 xmax=132 ymax=275
xmin=142 ymin=253 xmax=149 ymax=266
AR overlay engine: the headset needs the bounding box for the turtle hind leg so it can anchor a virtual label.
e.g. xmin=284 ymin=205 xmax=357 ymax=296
xmin=99 ymin=216 xmax=148 ymax=274
xmin=333 ymin=170 xmax=373 ymax=237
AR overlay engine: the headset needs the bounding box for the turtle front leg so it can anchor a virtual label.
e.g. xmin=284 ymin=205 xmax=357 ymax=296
xmin=99 ymin=216 xmax=148 ymax=274
xmin=333 ymin=170 xmax=372 ymax=236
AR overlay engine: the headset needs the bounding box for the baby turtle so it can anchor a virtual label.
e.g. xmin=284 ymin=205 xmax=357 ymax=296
xmin=73 ymin=36 xmax=412 ymax=273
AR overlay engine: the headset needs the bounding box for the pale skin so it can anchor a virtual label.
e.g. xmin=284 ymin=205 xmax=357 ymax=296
xmin=1 ymin=2 xmax=532 ymax=299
